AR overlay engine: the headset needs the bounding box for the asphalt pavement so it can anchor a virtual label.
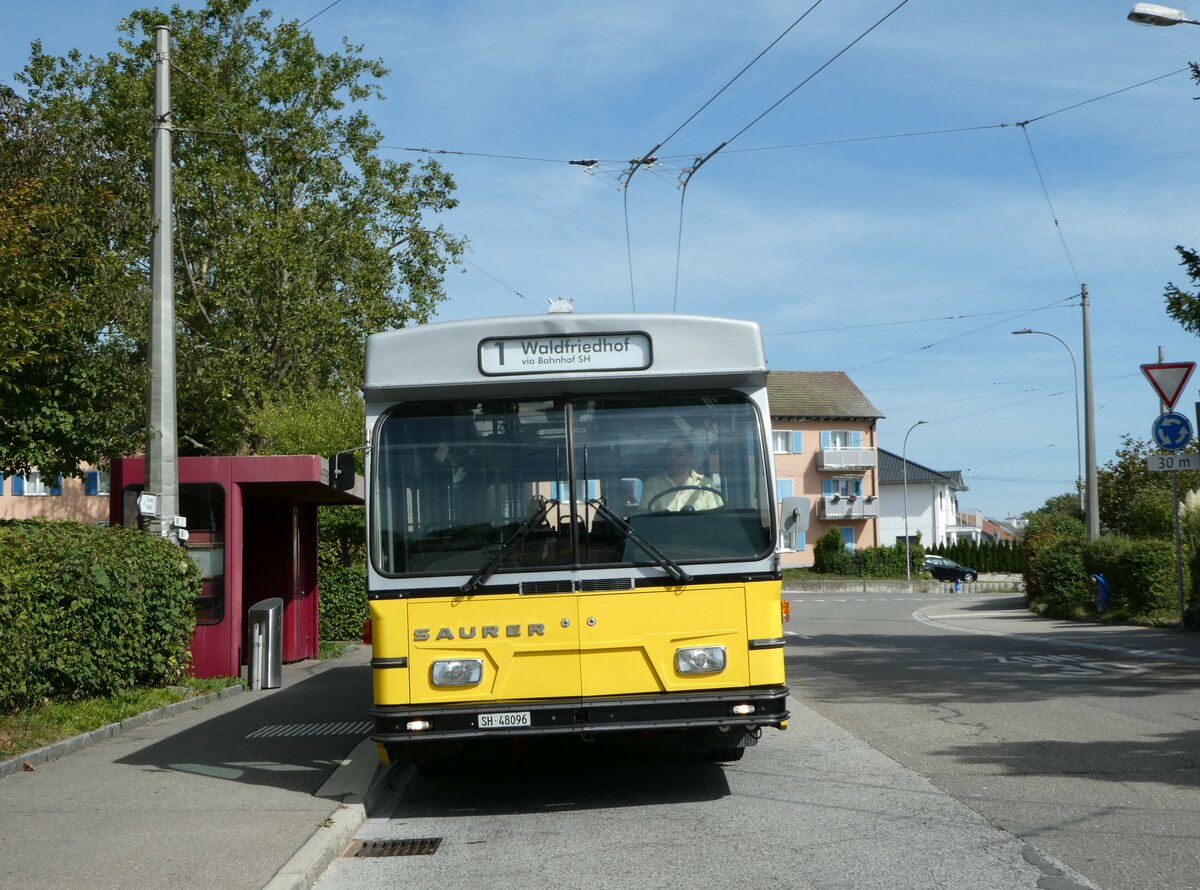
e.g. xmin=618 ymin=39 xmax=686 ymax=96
xmin=3 ymin=594 xmax=1200 ymax=890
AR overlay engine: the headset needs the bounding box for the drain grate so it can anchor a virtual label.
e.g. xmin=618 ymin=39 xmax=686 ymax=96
xmin=347 ymin=838 xmax=443 ymax=858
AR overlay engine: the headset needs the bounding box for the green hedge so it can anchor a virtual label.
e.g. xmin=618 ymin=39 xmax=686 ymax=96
xmin=1018 ymin=511 xmax=1184 ymax=620
xmin=811 ymin=529 xmax=923 ymax=578
xmin=319 ymin=560 xmax=368 ymax=641
xmin=927 ymin=540 xmax=1020 ymax=573
xmin=0 ymin=520 xmax=200 ymax=711
xmin=1085 ymin=536 xmax=1178 ymax=617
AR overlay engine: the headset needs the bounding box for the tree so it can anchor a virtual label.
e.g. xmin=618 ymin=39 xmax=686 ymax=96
xmin=0 ymin=88 xmax=146 ymax=480
xmin=1025 ymin=492 xmax=1084 ymax=522
xmin=1160 ymin=64 xmax=1200 ymax=335
xmin=1097 ymin=435 xmax=1200 ymax=538
xmin=13 ymin=0 xmax=465 ymax=460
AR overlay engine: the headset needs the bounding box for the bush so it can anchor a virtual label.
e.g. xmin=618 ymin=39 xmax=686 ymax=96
xmin=1025 ymin=536 xmax=1087 ymax=616
xmin=319 ymin=560 xmax=368 ymax=641
xmin=0 ymin=520 xmax=199 ymax=711
xmin=1085 ymin=536 xmax=1179 ymax=618
xmin=812 ymin=528 xmax=850 ymax=574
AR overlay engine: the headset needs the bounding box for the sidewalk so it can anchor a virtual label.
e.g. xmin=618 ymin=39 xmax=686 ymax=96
xmin=0 ymin=644 xmax=399 ymax=890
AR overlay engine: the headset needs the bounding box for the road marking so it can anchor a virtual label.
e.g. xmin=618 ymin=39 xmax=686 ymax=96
xmin=913 ymin=608 xmax=1200 ymax=665
xmin=992 ymin=653 xmax=1151 ymax=677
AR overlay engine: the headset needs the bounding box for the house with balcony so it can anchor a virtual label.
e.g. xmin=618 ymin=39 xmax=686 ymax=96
xmin=767 ymin=371 xmax=884 ymax=568
xmin=877 ymin=449 xmax=974 ymax=548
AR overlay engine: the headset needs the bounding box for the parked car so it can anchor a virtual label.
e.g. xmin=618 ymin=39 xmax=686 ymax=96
xmin=922 ymin=555 xmax=977 ymax=583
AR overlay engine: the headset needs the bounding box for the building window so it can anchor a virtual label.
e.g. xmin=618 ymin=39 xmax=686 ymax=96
xmin=780 ymin=529 xmax=807 ymax=552
xmin=821 ymin=477 xmax=862 ymax=498
xmin=85 ymin=471 xmax=111 ymax=497
xmin=23 ymin=472 xmax=62 ymax=497
xmin=773 ymin=431 xmax=804 ymax=453
xmin=820 ymin=430 xmax=862 ymax=450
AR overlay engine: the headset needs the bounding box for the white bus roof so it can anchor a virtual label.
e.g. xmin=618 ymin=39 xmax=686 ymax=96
xmin=364 ymin=313 xmax=767 ymax=400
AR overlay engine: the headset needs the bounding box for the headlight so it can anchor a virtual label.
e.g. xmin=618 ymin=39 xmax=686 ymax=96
xmin=430 ymin=658 xmax=483 ymax=687
xmin=675 ymin=646 xmax=726 ymax=674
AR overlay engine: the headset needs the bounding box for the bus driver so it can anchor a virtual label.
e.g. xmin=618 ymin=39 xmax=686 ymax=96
xmin=638 ymin=435 xmax=723 ymax=512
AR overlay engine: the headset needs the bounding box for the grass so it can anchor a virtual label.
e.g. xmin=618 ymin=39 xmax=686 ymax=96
xmin=0 ymin=677 xmax=239 ymax=761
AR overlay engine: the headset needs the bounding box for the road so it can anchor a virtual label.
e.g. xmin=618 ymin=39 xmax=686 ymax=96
xmin=787 ymin=590 xmax=1200 ymax=890
xmin=313 ymin=590 xmax=1200 ymax=889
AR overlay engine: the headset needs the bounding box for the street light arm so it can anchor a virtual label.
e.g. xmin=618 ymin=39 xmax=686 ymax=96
xmin=1012 ymin=328 xmax=1084 ymax=516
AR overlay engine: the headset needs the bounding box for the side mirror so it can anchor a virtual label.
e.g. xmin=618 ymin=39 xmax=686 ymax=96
xmin=328 ymin=451 xmax=355 ymax=491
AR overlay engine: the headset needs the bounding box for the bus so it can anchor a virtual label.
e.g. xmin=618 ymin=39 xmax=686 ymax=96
xmin=357 ymin=309 xmax=789 ymax=765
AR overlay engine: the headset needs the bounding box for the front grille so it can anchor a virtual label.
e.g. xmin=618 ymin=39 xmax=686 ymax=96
xmin=579 ymin=578 xmax=634 ymax=591
xmin=521 ymin=579 xmax=573 ymax=595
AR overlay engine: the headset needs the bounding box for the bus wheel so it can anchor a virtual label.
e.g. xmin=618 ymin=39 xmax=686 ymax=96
xmin=707 ymin=746 xmax=745 ymax=762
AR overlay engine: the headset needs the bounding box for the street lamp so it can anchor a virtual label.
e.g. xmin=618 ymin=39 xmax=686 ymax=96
xmin=1013 ymin=329 xmax=1083 ymax=516
xmin=903 ymin=420 xmax=928 ymax=582
xmin=1128 ymin=3 xmax=1200 ymax=25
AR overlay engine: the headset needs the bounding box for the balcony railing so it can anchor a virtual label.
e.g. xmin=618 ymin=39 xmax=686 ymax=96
xmin=817 ymin=496 xmax=879 ymax=520
xmin=816 ymin=448 xmax=876 ymax=471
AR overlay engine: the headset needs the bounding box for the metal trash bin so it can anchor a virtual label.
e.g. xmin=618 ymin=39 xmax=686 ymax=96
xmin=247 ymin=597 xmax=284 ymax=690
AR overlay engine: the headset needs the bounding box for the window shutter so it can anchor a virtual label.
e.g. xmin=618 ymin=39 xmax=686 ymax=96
xmin=795 ymin=531 xmax=806 ymax=551
xmin=851 ymin=431 xmax=862 ymax=447
xmin=820 ymin=431 xmax=831 ymax=450
xmin=85 ymin=471 xmax=99 ymax=496
xmin=853 ymin=479 xmax=863 ymax=496
xmin=12 ymin=476 xmax=24 ymax=496
xmin=50 ymin=475 xmax=63 ymax=496
xmin=821 ymin=480 xmax=833 ymax=497
xmin=775 ymin=479 xmax=794 ymax=500
xmin=790 ymin=432 xmax=803 ymax=453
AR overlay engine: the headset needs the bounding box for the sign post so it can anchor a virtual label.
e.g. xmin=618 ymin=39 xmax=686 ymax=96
xmin=1143 ymin=362 xmax=1196 ymax=628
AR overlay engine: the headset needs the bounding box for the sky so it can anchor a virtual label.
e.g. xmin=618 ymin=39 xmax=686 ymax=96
xmin=6 ymin=0 xmax=1200 ymax=520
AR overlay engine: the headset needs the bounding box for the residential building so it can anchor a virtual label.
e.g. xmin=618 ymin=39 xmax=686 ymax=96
xmin=877 ymin=449 xmax=977 ymax=547
xmin=0 ymin=465 xmax=110 ymax=524
xmin=768 ymin=371 xmax=884 ymax=567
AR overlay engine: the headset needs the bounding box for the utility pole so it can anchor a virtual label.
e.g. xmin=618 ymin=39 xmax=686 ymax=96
xmin=1082 ymin=283 xmax=1099 ymax=541
xmin=146 ymin=24 xmax=179 ymax=540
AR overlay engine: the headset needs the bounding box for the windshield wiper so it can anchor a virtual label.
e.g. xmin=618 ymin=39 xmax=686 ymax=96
xmin=587 ymin=498 xmax=693 ymax=584
xmin=460 ymin=497 xmax=559 ymax=593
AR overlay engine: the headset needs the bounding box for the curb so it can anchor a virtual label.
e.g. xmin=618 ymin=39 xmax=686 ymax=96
xmin=262 ymin=741 xmax=414 ymax=890
xmin=0 ymin=684 xmax=244 ymax=779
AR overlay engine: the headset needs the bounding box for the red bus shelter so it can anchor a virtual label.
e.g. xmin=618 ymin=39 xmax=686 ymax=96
xmin=109 ymin=455 xmax=362 ymax=678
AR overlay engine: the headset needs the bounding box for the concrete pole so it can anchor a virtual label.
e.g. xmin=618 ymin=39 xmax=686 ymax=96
xmin=902 ymin=420 xmax=927 ymax=581
xmin=146 ymin=25 xmax=178 ymax=540
xmin=1082 ymin=283 xmax=1099 ymax=541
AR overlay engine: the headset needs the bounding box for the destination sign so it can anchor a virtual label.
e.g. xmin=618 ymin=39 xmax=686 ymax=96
xmin=478 ymin=331 xmax=651 ymax=375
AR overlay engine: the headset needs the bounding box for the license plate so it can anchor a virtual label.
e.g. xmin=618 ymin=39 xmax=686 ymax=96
xmin=477 ymin=710 xmax=531 ymax=730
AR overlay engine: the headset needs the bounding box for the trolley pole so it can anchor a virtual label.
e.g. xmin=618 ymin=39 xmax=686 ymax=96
xmin=146 ymin=25 xmax=178 ymax=540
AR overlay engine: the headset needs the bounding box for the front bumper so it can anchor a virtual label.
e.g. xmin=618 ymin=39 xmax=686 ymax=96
xmin=372 ymin=686 xmax=789 ymax=745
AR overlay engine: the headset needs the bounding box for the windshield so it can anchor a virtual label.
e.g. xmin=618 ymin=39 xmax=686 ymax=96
xmin=371 ymin=392 xmax=771 ymax=577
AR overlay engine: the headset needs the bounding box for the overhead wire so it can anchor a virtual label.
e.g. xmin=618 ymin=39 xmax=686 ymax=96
xmin=763 ymin=300 xmax=1080 ymax=337
xmin=668 ymin=0 xmax=913 ymax=310
xmin=623 ymin=2 xmax=827 ymax=310
xmin=463 ymin=259 xmax=543 ymax=310
xmin=847 ymin=294 xmax=1080 ymax=372
xmin=1019 ymin=124 xmax=1080 ymax=286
